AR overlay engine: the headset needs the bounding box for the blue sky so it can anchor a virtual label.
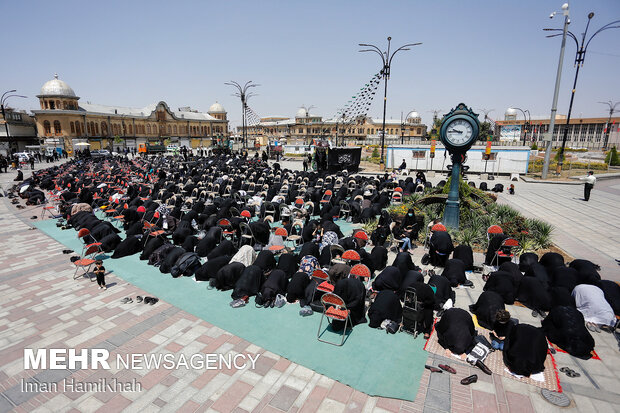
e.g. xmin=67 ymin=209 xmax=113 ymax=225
xmin=3 ymin=0 xmax=619 ymax=128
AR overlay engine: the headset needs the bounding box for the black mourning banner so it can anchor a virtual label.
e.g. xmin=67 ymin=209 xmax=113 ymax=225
xmin=327 ymin=148 xmax=361 ymax=173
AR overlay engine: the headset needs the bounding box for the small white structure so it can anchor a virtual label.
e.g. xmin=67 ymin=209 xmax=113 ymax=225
xmin=387 ymin=144 xmax=531 ymax=174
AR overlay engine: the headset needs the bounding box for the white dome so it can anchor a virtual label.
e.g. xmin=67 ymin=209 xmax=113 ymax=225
xmin=407 ymin=111 xmax=421 ymax=120
xmin=505 ymin=108 xmax=517 ymax=116
xmin=208 ymin=102 xmax=225 ymax=113
xmin=39 ymin=74 xmax=77 ymax=98
xmin=296 ymin=108 xmax=308 ymax=118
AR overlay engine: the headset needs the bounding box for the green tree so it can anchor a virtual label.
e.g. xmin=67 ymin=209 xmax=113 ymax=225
xmin=605 ymin=146 xmax=619 ymax=166
xmin=479 ymin=122 xmax=493 ymax=141
xmin=530 ymin=142 xmax=538 ymax=150
xmin=371 ymin=148 xmax=379 ymax=158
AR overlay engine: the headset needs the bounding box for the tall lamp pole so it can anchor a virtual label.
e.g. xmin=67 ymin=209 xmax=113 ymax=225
xmin=599 ymin=100 xmax=619 ymax=149
xmin=545 ymin=13 xmax=620 ymax=173
xmin=359 ymin=37 xmax=421 ymax=168
xmin=225 ymin=81 xmax=259 ymax=150
xmin=1 ymin=90 xmax=27 ymax=153
xmin=542 ymin=3 xmax=571 ymax=179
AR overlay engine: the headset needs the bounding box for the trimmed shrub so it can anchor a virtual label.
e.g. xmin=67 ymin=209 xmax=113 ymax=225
xmin=605 ymin=146 xmax=619 ymax=166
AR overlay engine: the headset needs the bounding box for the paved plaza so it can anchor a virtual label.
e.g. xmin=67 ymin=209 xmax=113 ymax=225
xmin=0 ymin=160 xmax=619 ymax=413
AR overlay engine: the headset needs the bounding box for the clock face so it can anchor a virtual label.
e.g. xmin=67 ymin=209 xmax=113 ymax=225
xmin=445 ymin=118 xmax=473 ymax=146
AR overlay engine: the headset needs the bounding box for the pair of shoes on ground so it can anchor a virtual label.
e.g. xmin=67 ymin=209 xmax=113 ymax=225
xmin=425 ymin=364 xmax=456 ymax=374
xmin=137 ymin=296 xmax=158 ymax=305
xmin=121 ymin=296 xmax=158 ymax=305
xmin=586 ymin=322 xmax=601 ymax=333
xmin=559 ymin=367 xmax=581 ymax=378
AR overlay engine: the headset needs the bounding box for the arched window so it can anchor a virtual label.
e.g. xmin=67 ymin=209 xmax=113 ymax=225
xmin=56 ymin=100 xmax=61 ymax=109
xmin=122 ymin=124 xmax=127 ymax=135
xmin=53 ymin=120 xmax=61 ymax=134
xmin=44 ymin=120 xmax=51 ymax=134
xmin=146 ymin=124 xmax=151 ymax=134
xmin=70 ymin=122 xmax=75 ymax=133
xmin=95 ymin=123 xmax=99 ymax=135
xmin=87 ymin=122 xmax=91 ymax=135
xmin=167 ymin=125 xmax=171 ymax=134
xmin=128 ymin=124 xmax=133 ymax=134
xmin=101 ymin=122 xmax=107 ymax=136
xmin=173 ymin=125 xmax=177 ymax=134
xmin=75 ymin=122 xmax=81 ymax=135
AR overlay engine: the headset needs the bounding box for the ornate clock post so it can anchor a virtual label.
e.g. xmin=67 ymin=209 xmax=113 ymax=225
xmin=439 ymin=103 xmax=480 ymax=229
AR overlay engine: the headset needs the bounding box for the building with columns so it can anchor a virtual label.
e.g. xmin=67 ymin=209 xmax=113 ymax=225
xmin=32 ymin=74 xmax=228 ymax=154
xmin=240 ymin=107 xmax=427 ymax=145
xmin=497 ymin=108 xmax=620 ymax=149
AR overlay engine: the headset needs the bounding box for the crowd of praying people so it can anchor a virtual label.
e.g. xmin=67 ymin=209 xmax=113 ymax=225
xmin=19 ymin=150 xmax=620 ymax=382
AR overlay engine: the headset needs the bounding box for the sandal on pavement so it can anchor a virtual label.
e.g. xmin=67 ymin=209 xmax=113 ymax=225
xmin=149 ymin=298 xmax=159 ymax=305
xmin=136 ymin=296 xmax=143 ymax=303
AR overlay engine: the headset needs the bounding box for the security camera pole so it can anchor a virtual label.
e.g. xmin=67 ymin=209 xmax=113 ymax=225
xmin=541 ymin=3 xmax=570 ymax=179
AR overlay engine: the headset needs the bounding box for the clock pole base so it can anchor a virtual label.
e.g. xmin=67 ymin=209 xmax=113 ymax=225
xmin=444 ymin=200 xmax=460 ymax=229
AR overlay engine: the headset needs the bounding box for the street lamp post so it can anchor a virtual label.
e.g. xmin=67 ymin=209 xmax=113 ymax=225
xmin=599 ymin=100 xmax=619 ymax=149
xmin=542 ymin=3 xmax=571 ymax=179
xmin=510 ymin=107 xmax=531 ymax=145
xmin=1 ymin=90 xmax=27 ymax=153
xmin=400 ymin=111 xmax=405 ymax=145
xmin=359 ymin=37 xmax=421 ymax=168
xmin=545 ymin=13 xmax=620 ymax=173
xmin=225 ymin=81 xmax=259 ymax=150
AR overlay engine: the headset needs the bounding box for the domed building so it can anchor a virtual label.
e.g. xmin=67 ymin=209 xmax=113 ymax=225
xmin=37 ymin=74 xmax=79 ymax=110
xmin=504 ymin=108 xmax=517 ymax=121
xmin=406 ymin=111 xmax=421 ymax=124
xmin=208 ymin=102 xmax=226 ymax=121
xmin=32 ymin=74 xmax=228 ymax=154
xmin=240 ymin=104 xmax=427 ymax=147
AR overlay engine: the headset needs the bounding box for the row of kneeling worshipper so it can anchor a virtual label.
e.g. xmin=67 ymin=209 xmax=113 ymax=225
xmin=470 ymin=251 xmax=619 ymax=362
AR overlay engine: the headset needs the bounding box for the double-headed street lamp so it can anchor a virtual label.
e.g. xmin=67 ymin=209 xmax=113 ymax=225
xmin=599 ymin=100 xmax=619 ymax=149
xmin=2 ymin=90 xmax=28 ymax=151
xmin=225 ymin=81 xmax=259 ymax=150
xmin=359 ymin=37 xmax=421 ymax=167
xmin=545 ymin=13 xmax=620 ymax=172
xmin=509 ymin=107 xmax=531 ymax=145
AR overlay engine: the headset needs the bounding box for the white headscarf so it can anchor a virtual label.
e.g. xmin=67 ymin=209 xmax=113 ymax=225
xmin=230 ymin=245 xmax=256 ymax=267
